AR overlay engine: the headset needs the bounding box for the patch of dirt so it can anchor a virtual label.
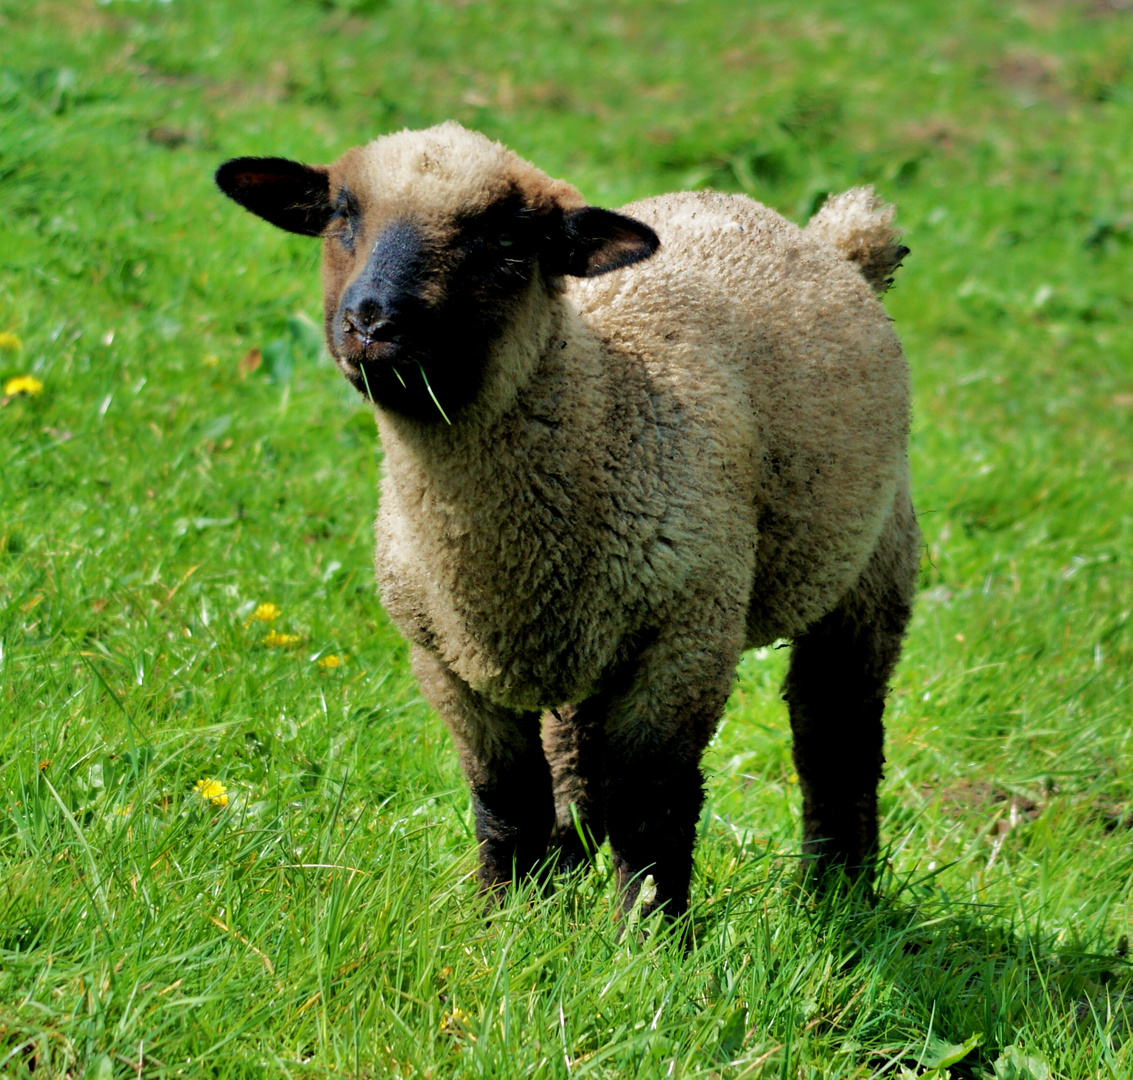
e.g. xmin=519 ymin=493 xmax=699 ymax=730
xmin=926 ymin=779 xmax=1042 ymax=820
xmin=995 ymin=51 xmax=1067 ymax=104
xmin=903 ymin=118 xmax=970 ymax=155
xmin=1017 ymin=0 xmax=1132 ymax=27
xmin=147 ymin=126 xmax=190 ymax=149
xmin=921 ymin=777 xmax=1133 ymax=832
xmin=1091 ymin=799 xmax=1133 ymax=831
xmin=1069 ymin=0 xmax=1131 ymax=17
xmin=18 ymin=0 xmax=119 ymax=37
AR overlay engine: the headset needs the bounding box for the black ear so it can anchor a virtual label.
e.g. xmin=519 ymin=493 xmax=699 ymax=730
xmin=544 ymin=207 xmax=660 ymax=277
xmin=215 ymin=157 xmax=333 ymax=237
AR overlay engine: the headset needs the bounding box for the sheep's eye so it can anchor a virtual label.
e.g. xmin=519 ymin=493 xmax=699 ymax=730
xmin=497 ymin=233 xmax=515 ymax=248
xmin=331 ymin=193 xmax=358 ymax=250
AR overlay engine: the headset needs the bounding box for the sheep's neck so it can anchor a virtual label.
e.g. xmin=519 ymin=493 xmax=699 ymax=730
xmin=374 ymin=294 xmax=664 ymax=704
xmin=376 ymin=289 xmax=621 ymax=505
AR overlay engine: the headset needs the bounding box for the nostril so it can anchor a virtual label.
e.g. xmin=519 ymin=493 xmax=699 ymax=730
xmin=368 ymin=318 xmax=396 ymax=342
xmin=355 ymin=296 xmax=383 ymax=329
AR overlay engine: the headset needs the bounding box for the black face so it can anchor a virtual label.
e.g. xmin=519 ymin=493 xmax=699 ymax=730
xmin=215 ymin=152 xmax=661 ymax=425
xmin=327 ymin=195 xmax=549 ymax=424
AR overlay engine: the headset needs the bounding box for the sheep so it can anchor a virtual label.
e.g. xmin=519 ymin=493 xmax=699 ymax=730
xmin=216 ymin=122 xmax=920 ymax=921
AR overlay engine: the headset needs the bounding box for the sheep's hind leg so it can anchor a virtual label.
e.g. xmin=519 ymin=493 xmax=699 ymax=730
xmin=783 ymin=502 xmax=918 ymax=889
xmin=411 ymin=648 xmax=554 ymax=897
xmin=542 ymin=697 xmax=608 ymax=871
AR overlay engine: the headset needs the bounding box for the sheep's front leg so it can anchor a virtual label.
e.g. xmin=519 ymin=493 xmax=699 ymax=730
xmin=411 ymin=648 xmax=553 ymax=895
xmin=605 ymin=741 xmax=708 ymax=921
xmin=603 ymin=632 xmax=743 ymax=921
xmin=783 ymin=502 xmax=918 ymax=887
xmin=542 ymin=696 xmax=608 ymax=871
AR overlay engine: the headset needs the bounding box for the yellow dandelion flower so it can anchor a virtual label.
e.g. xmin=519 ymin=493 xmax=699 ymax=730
xmin=244 ymin=601 xmax=281 ymax=627
xmin=194 ymin=778 xmax=229 ymax=807
xmin=317 ymin=653 xmax=346 ymax=669
xmin=3 ymin=375 xmax=43 ymax=397
xmin=114 ymin=805 xmax=133 ymax=817
xmin=263 ymin=630 xmax=300 ymax=648
xmin=440 ymin=1007 xmax=473 ymax=1037
xmin=0 ymin=331 xmax=22 ymax=352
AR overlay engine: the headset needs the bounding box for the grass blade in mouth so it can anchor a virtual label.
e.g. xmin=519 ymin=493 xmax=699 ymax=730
xmin=419 ymin=363 xmax=452 ymax=425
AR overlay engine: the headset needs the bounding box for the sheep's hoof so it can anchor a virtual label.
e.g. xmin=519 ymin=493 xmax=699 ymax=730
xmin=548 ymin=827 xmax=600 ymax=874
xmin=797 ymin=848 xmax=878 ymax=906
xmin=477 ymin=861 xmax=558 ymax=916
xmin=613 ymin=878 xmax=696 ymax=950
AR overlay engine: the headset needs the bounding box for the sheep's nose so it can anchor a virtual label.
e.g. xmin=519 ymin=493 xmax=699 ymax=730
xmin=346 ymin=294 xmax=405 ymax=337
xmin=342 ymin=298 xmax=398 ymax=342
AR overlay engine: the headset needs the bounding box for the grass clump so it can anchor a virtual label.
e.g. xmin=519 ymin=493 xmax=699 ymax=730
xmin=2 ymin=0 xmax=1133 ymax=1075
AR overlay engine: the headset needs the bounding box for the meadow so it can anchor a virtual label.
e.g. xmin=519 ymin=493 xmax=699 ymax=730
xmin=2 ymin=0 xmax=1133 ymax=1075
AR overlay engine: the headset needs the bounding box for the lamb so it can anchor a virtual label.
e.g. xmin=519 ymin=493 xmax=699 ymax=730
xmin=216 ymin=122 xmax=920 ymax=921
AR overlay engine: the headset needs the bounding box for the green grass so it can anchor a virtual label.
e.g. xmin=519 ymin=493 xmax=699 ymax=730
xmin=2 ymin=0 xmax=1133 ymax=1075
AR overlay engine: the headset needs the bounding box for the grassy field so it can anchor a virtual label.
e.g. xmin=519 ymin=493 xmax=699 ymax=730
xmin=2 ymin=0 xmax=1133 ymax=1075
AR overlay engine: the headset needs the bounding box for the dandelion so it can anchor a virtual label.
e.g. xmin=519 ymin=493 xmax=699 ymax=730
xmin=316 ymin=653 xmax=346 ymax=669
xmin=244 ymin=601 xmax=281 ymax=627
xmin=3 ymin=374 xmax=43 ymax=397
xmin=263 ymin=630 xmax=301 ymax=648
xmin=440 ymin=1007 xmax=474 ymax=1038
xmin=0 ymin=331 xmax=22 ymax=352
xmin=194 ymin=778 xmax=229 ymax=807
xmin=114 ymin=805 xmax=133 ymax=817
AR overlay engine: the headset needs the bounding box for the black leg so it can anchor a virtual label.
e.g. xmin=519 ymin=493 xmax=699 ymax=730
xmin=542 ymin=698 xmax=608 ymax=871
xmin=783 ymin=504 xmax=918 ymax=887
xmin=411 ymin=647 xmax=554 ymax=898
xmin=472 ymin=713 xmax=555 ymax=891
xmin=784 ymin=615 xmax=890 ymax=883
xmin=600 ymin=622 xmax=743 ymax=921
xmin=605 ymin=752 xmax=705 ymax=920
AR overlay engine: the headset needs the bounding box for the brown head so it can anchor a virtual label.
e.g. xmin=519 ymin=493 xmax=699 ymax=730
xmin=216 ymin=123 xmax=659 ymax=422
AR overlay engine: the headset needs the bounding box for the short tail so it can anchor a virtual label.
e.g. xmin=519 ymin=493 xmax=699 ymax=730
xmin=804 ymin=186 xmax=908 ymax=295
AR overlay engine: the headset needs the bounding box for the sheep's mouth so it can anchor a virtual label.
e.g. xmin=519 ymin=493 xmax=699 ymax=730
xmin=354 ymin=337 xmax=405 ymax=365
xmin=339 ymin=347 xmax=417 ymax=395
xmin=332 ymin=309 xmax=492 ymax=421
xmin=336 ymin=332 xmax=419 ymax=382
xmin=353 ymin=355 xmax=402 ymax=383
xmin=335 ymin=342 xmax=471 ymax=423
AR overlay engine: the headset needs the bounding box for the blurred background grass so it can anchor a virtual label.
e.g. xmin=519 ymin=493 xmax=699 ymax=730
xmin=2 ymin=0 xmax=1133 ymax=1076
